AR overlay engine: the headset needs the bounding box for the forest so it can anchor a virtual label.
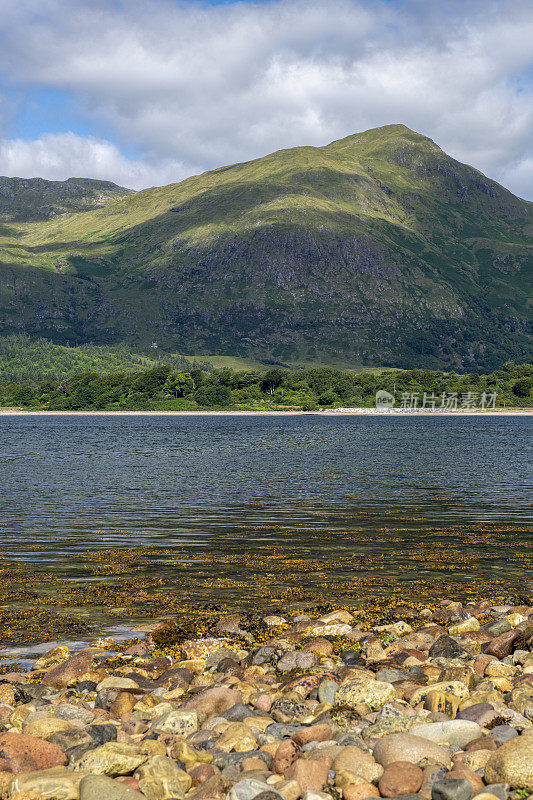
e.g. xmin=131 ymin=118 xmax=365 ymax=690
xmin=0 ymin=338 xmax=531 ymax=411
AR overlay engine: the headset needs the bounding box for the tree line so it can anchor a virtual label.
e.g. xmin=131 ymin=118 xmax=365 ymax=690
xmin=1 ymin=362 xmax=531 ymax=410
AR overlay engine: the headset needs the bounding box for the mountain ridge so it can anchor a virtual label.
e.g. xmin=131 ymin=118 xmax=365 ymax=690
xmin=0 ymin=124 xmax=531 ymax=370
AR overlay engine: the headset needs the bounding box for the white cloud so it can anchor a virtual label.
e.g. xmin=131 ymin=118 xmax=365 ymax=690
xmin=0 ymin=0 xmax=532 ymax=197
xmin=0 ymin=133 xmax=188 ymax=189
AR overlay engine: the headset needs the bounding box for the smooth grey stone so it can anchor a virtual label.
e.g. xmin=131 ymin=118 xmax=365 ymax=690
xmin=488 ymin=725 xmax=519 ymax=744
xmin=228 ymin=779 xmax=283 ymax=800
xmin=264 ymin=722 xmax=302 ymax=739
xmin=375 ymin=668 xmax=410 ymax=683
xmin=318 ymin=679 xmax=339 ymax=704
xmin=432 ymin=778 xmax=472 ymax=800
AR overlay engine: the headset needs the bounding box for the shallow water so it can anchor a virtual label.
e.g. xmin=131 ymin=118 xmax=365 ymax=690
xmin=0 ymin=415 xmax=531 ymax=647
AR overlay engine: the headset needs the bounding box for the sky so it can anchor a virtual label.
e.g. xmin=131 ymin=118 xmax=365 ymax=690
xmin=0 ymin=0 xmax=532 ymax=199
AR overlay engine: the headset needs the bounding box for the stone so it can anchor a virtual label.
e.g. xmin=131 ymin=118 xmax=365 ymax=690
xmin=429 ymin=637 xmax=470 ymax=660
xmin=343 ymin=782 xmax=380 ymax=800
xmin=318 ymin=681 xmax=338 ymax=705
xmin=333 ymin=748 xmax=383 ymax=784
xmin=483 ymin=632 xmax=521 ymax=660
xmin=409 ymin=682 xmax=470 ymax=708
xmin=9 ymin=767 xmax=86 ymax=800
xmin=419 ymin=765 xmax=447 ymax=800
xmin=229 ymin=779 xmax=281 ymax=800
xmin=216 ymin=722 xmax=258 ymax=753
xmin=72 ymin=742 xmax=149 ymax=776
xmin=80 ymin=773 xmax=145 ymax=799
xmin=378 ymin=761 xmax=424 ymax=797
xmin=42 ymin=652 xmax=94 ymax=688
xmin=23 ymin=717 xmax=75 ymax=739
xmin=423 ymin=692 xmax=462 ymax=717
xmin=34 ymin=645 xmax=70 ymax=670
xmin=443 ymin=769 xmax=483 ymax=795
xmin=410 ymin=721 xmax=482 ymax=748
xmin=135 ymin=754 xmax=192 ymax=799
xmin=151 ymin=709 xmax=198 ymax=735
xmin=448 ymin=619 xmax=480 ymax=635
xmin=293 ymin=725 xmax=332 ymax=746
xmin=183 ymin=686 xmax=242 ymax=715
xmin=301 ymin=639 xmax=334 ymax=657
xmin=285 ymin=758 xmax=330 ymax=792
xmin=181 ymin=638 xmax=230 ymax=659
xmin=488 ymin=726 xmax=519 ymax=745
xmin=335 ymin=679 xmax=396 ymax=712
xmin=431 ymin=778 xmax=472 ymax=800
xmin=0 ymin=732 xmax=68 ymax=773
xmin=463 ymin=750 xmax=491 ymax=771
xmin=372 ymin=734 xmax=452 ymax=768
xmin=273 ymin=740 xmax=301 ymax=774
xmin=187 ymin=775 xmax=225 ymax=800
xmin=278 ymin=652 xmax=319 ymax=672
xmin=484 ymin=735 xmax=533 ymax=791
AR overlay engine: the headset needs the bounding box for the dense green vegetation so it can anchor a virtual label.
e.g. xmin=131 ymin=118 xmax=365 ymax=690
xmin=1 ymin=124 xmax=531 ymax=370
xmin=2 ymin=361 xmax=531 ymax=410
xmin=0 ymin=335 xmax=210 ymax=383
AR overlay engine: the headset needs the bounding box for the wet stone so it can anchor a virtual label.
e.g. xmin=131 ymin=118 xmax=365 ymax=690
xmin=431 ymin=779 xmax=472 ymax=800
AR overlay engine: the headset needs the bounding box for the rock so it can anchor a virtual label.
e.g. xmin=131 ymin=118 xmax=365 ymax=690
xmin=378 ymin=761 xmax=424 ymax=797
xmin=23 ymin=717 xmax=75 ymax=739
xmin=42 ymin=652 xmax=94 ymax=688
xmin=335 ymin=678 xmax=396 ymax=711
xmin=229 ymin=779 xmax=281 ymax=800
xmin=484 ymin=734 xmax=533 ymax=791
xmin=318 ymin=681 xmax=338 ymax=705
xmin=431 ymin=778 xmax=472 ymax=800
xmin=443 ymin=768 xmax=483 ymax=795
xmin=293 ymin=725 xmax=332 ymax=746
xmin=419 ymin=765 xmax=447 ymax=800
xmin=187 ymin=774 xmax=225 ymax=800
xmin=151 ymin=709 xmax=198 ymax=735
xmin=0 ymin=732 xmax=68 ymax=773
xmin=301 ymin=639 xmax=334 ymax=657
xmin=9 ymin=767 xmax=86 ymax=800
xmin=488 ymin=725 xmax=519 ymax=745
xmin=34 ymin=645 xmax=70 ymax=670
xmin=483 ymin=632 xmax=521 ymax=659
xmin=135 ymin=754 xmax=192 ymax=799
xmin=333 ymin=747 xmax=383 ymax=784
xmin=72 ymin=742 xmax=149 ymax=776
xmin=429 ymin=637 xmax=470 ymax=660
xmin=182 ymin=686 xmax=242 ymax=715
xmin=277 ymin=652 xmax=319 ymax=671
xmin=285 ymin=758 xmax=330 ymax=792
xmin=410 ymin=721 xmax=482 ymax=748
xmin=373 ymin=734 xmax=452 ymax=768
xmin=409 ymin=682 xmax=470 ymax=707
xmin=463 ymin=750 xmax=491 ymax=771
xmin=343 ymin=782 xmax=380 ymax=800
xmin=80 ymin=773 xmax=145 ymax=799
xmin=273 ymin=740 xmax=301 ymax=774
xmin=181 ymin=638 xmax=230 ymax=659
xmin=216 ymin=722 xmax=258 ymax=753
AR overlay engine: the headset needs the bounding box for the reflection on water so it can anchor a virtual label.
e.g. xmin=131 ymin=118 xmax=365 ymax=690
xmin=0 ymin=415 xmax=531 ymax=636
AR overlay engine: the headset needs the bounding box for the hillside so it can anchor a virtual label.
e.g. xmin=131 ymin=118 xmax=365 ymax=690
xmin=0 ymin=124 xmax=531 ymax=369
xmin=0 ymin=176 xmax=131 ymax=221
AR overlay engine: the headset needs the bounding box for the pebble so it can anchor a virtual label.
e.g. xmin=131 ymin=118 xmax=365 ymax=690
xmin=0 ymin=598 xmax=530 ymax=800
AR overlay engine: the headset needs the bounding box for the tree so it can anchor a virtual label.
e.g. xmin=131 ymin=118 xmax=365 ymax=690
xmin=195 ymin=385 xmax=232 ymax=406
xmin=164 ymin=372 xmax=194 ymax=398
xmin=261 ymin=369 xmax=285 ymax=394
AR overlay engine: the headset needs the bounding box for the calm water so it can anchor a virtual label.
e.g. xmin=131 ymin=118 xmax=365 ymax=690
xmin=0 ymin=414 xmax=532 ymax=638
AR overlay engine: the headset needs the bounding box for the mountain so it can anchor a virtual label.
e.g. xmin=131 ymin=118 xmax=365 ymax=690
xmin=0 ymin=176 xmax=131 ymax=221
xmin=0 ymin=124 xmax=531 ymax=370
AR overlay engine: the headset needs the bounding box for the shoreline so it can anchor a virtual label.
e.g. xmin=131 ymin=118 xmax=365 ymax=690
xmin=1 ymin=407 xmax=532 ymax=416
xmin=0 ymin=594 xmax=531 ymax=798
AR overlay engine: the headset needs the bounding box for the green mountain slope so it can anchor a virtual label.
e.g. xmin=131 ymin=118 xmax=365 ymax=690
xmin=0 ymin=124 xmax=531 ymax=369
xmin=0 ymin=176 xmax=131 ymax=221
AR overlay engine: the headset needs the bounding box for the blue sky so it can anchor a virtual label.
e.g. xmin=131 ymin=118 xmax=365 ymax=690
xmin=0 ymin=0 xmax=532 ymax=198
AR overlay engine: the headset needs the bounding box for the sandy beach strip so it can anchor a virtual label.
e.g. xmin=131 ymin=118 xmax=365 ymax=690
xmin=0 ymin=408 xmax=531 ymax=416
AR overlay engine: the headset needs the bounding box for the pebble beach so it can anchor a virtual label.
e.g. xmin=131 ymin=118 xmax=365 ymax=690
xmin=0 ymin=598 xmax=532 ymax=800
